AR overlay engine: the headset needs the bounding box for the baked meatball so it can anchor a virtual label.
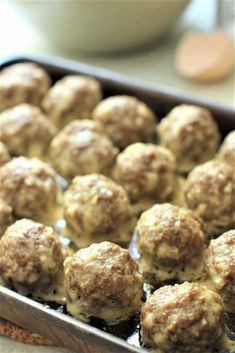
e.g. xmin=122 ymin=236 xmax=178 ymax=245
xmin=49 ymin=119 xmax=118 ymax=179
xmin=136 ymin=204 xmax=204 ymax=285
xmin=64 ymin=241 xmax=143 ymax=322
xmin=92 ymin=95 xmax=156 ymax=148
xmin=42 ymin=75 xmax=102 ymax=129
xmin=63 ymin=174 xmax=134 ymax=247
xmin=0 ymin=104 xmax=55 ymax=158
xmin=0 ymin=142 xmax=10 ymax=167
xmin=205 ymin=230 xmax=235 ymax=311
xmin=114 ymin=143 xmax=177 ymax=213
xmin=185 ymin=159 xmax=235 ymax=237
xmin=0 ymin=157 xmax=57 ymax=218
xmin=218 ymin=130 xmax=235 ymax=167
xmin=158 ymin=104 xmax=220 ymax=173
xmin=0 ymin=219 xmax=64 ymax=295
xmin=141 ymin=282 xmax=224 ymax=353
xmin=0 ymin=62 xmax=51 ymax=111
xmin=0 ymin=199 xmax=13 ymax=237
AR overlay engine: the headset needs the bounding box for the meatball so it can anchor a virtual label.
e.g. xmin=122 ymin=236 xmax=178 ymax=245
xmin=49 ymin=119 xmax=118 ymax=179
xmin=63 ymin=174 xmax=134 ymax=247
xmin=0 ymin=104 xmax=55 ymax=158
xmin=0 ymin=157 xmax=57 ymax=218
xmin=114 ymin=143 xmax=177 ymax=212
xmin=0 ymin=199 xmax=13 ymax=237
xmin=136 ymin=204 xmax=204 ymax=285
xmin=92 ymin=95 xmax=156 ymax=148
xmin=0 ymin=62 xmax=51 ymax=111
xmin=0 ymin=142 xmax=10 ymax=167
xmin=141 ymin=282 xmax=224 ymax=353
xmin=185 ymin=159 xmax=235 ymax=237
xmin=157 ymin=104 xmax=220 ymax=173
xmin=0 ymin=219 xmax=64 ymax=294
xmin=218 ymin=130 xmax=235 ymax=167
xmin=42 ymin=75 xmax=102 ymax=129
xmin=64 ymin=241 xmax=143 ymax=322
xmin=205 ymin=230 xmax=235 ymax=311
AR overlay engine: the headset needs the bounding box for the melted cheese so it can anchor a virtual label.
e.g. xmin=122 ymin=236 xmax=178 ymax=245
xmin=139 ymin=254 xmax=204 ymax=284
xmin=62 ymin=217 xmax=136 ymax=249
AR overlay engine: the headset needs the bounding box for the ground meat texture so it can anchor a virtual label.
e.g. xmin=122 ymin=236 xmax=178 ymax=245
xmin=0 ymin=104 xmax=55 ymax=158
xmin=0 ymin=62 xmax=51 ymax=111
xmin=205 ymin=230 xmax=235 ymax=311
xmin=157 ymin=104 xmax=220 ymax=173
xmin=114 ymin=143 xmax=177 ymax=204
xmin=42 ymin=75 xmax=102 ymax=130
xmin=217 ymin=130 xmax=235 ymax=167
xmin=92 ymin=95 xmax=156 ymax=148
xmin=64 ymin=241 xmax=143 ymax=322
xmin=184 ymin=159 xmax=235 ymax=237
xmin=0 ymin=199 xmax=13 ymax=237
xmin=63 ymin=174 xmax=134 ymax=243
xmin=0 ymin=157 xmax=57 ymax=218
xmin=0 ymin=219 xmax=64 ymax=293
xmin=0 ymin=142 xmax=10 ymax=167
xmin=136 ymin=204 xmax=205 ymax=285
xmin=141 ymin=282 xmax=224 ymax=353
xmin=49 ymin=119 xmax=118 ymax=179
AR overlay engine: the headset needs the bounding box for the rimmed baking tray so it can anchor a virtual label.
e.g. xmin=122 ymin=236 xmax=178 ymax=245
xmin=0 ymin=55 xmax=234 ymax=353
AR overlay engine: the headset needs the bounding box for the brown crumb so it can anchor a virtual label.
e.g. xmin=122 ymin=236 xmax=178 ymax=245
xmin=0 ymin=317 xmax=56 ymax=346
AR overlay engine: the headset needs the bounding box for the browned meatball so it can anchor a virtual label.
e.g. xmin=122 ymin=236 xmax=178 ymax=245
xmin=0 ymin=142 xmax=10 ymax=167
xmin=0 ymin=62 xmax=51 ymax=111
xmin=205 ymin=230 xmax=235 ymax=311
xmin=114 ymin=143 xmax=177 ymax=212
xmin=0 ymin=219 xmax=64 ymax=294
xmin=185 ymin=159 xmax=235 ymax=237
xmin=63 ymin=174 xmax=134 ymax=247
xmin=0 ymin=104 xmax=55 ymax=158
xmin=217 ymin=130 xmax=235 ymax=167
xmin=0 ymin=199 xmax=13 ymax=237
xmin=64 ymin=241 xmax=143 ymax=322
xmin=0 ymin=157 xmax=57 ymax=218
xmin=49 ymin=119 xmax=118 ymax=179
xmin=141 ymin=282 xmax=224 ymax=353
xmin=158 ymin=104 xmax=220 ymax=173
xmin=42 ymin=75 xmax=102 ymax=129
xmin=92 ymin=95 xmax=156 ymax=148
xmin=136 ymin=204 xmax=205 ymax=285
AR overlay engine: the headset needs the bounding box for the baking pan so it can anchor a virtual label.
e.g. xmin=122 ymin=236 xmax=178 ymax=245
xmin=0 ymin=55 xmax=234 ymax=353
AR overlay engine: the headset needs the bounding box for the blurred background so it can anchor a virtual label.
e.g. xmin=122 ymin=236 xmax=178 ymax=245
xmin=0 ymin=0 xmax=234 ymax=106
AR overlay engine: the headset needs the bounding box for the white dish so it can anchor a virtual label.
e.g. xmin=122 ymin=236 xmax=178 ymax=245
xmin=5 ymin=0 xmax=189 ymax=53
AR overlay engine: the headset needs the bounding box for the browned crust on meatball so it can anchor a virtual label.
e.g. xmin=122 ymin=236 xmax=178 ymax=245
xmin=0 ymin=157 xmax=57 ymax=218
xmin=141 ymin=282 xmax=224 ymax=353
xmin=158 ymin=104 xmax=220 ymax=173
xmin=205 ymin=230 xmax=235 ymax=311
xmin=49 ymin=119 xmax=118 ymax=179
xmin=137 ymin=203 xmax=204 ymax=266
xmin=185 ymin=159 xmax=235 ymax=237
xmin=0 ymin=63 xmax=51 ymax=111
xmin=0 ymin=219 xmax=64 ymax=293
xmin=64 ymin=241 xmax=143 ymax=322
xmin=217 ymin=130 xmax=235 ymax=167
xmin=42 ymin=75 xmax=102 ymax=129
xmin=0 ymin=142 xmax=10 ymax=167
xmin=92 ymin=95 xmax=157 ymax=148
xmin=0 ymin=104 xmax=55 ymax=157
xmin=0 ymin=199 xmax=14 ymax=237
xmin=63 ymin=174 xmax=133 ymax=236
xmin=0 ymin=317 xmax=56 ymax=346
xmin=114 ymin=143 xmax=177 ymax=202
xmin=136 ymin=203 xmax=204 ymax=285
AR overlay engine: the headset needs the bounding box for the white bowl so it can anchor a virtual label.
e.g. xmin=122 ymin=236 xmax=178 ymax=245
xmin=5 ymin=0 xmax=189 ymax=54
